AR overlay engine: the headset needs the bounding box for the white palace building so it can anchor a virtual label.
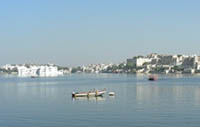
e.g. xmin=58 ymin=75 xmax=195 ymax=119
xmin=17 ymin=64 xmax=63 ymax=77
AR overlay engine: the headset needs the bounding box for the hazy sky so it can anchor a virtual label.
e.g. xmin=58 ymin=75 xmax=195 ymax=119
xmin=0 ymin=0 xmax=200 ymax=66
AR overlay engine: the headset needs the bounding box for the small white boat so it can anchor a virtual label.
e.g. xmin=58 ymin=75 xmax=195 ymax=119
xmin=96 ymin=89 xmax=107 ymax=96
xmin=72 ymin=92 xmax=88 ymax=97
xmin=108 ymin=92 xmax=115 ymax=96
xmin=72 ymin=89 xmax=106 ymax=97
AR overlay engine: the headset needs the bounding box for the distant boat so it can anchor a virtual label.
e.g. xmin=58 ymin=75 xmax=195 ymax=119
xmin=72 ymin=96 xmax=105 ymax=102
xmin=31 ymin=76 xmax=38 ymax=78
xmin=72 ymin=89 xmax=106 ymax=97
xmin=108 ymin=92 xmax=115 ymax=96
xmin=148 ymin=75 xmax=157 ymax=81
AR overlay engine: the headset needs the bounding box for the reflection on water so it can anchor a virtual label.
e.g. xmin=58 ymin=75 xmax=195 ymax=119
xmin=135 ymin=83 xmax=200 ymax=106
xmin=72 ymin=96 xmax=106 ymax=102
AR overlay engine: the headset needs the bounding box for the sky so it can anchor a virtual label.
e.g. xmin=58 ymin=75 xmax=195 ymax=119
xmin=0 ymin=0 xmax=200 ymax=66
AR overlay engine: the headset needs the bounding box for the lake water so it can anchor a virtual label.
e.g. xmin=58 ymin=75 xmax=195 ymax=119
xmin=0 ymin=74 xmax=200 ymax=127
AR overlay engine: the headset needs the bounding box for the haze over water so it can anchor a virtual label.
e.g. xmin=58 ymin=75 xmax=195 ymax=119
xmin=0 ymin=74 xmax=200 ymax=127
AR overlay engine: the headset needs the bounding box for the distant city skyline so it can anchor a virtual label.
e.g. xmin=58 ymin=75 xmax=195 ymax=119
xmin=1 ymin=0 xmax=200 ymax=66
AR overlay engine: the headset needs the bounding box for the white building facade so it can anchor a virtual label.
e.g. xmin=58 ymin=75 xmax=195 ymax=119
xmin=127 ymin=57 xmax=152 ymax=67
xmin=17 ymin=64 xmax=63 ymax=77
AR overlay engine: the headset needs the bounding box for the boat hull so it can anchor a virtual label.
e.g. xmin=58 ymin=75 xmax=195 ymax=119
xmin=148 ymin=75 xmax=157 ymax=81
xmin=72 ymin=89 xmax=106 ymax=97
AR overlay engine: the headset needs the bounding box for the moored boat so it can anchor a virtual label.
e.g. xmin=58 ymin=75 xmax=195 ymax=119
xmin=148 ymin=75 xmax=157 ymax=81
xmin=31 ymin=76 xmax=38 ymax=78
xmin=95 ymin=89 xmax=106 ymax=96
xmin=72 ymin=89 xmax=106 ymax=97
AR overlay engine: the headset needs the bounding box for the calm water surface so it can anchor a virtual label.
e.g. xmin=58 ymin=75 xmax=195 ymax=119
xmin=0 ymin=74 xmax=200 ymax=127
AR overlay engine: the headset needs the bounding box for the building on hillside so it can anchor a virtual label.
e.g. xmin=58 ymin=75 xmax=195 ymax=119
xmin=182 ymin=56 xmax=196 ymax=69
xmin=2 ymin=64 xmax=18 ymax=70
xmin=127 ymin=57 xmax=152 ymax=67
xmin=147 ymin=53 xmax=159 ymax=59
xmin=173 ymin=55 xmax=184 ymax=66
xmin=157 ymin=55 xmax=176 ymax=65
xmin=194 ymin=56 xmax=200 ymax=70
